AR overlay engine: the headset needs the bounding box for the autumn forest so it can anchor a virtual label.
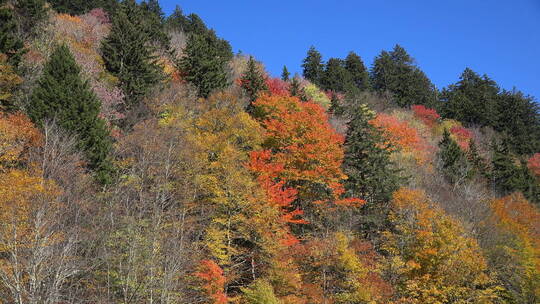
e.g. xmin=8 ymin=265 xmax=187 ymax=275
xmin=0 ymin=0 xmax=539 ymax=303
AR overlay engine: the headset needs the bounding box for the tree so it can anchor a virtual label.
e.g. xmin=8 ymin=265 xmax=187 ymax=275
xmin=383 ymin=188 xmax=503 ymax=303
xmin=47 ymin=0 xmax=117 ymax=15
xmin=467 ymin=138 xmax=489 ymax=180
xmin=343 ymin=104 xmax=402 ymax=204
xmin=29 ymin=44 xmax=113 ymax=183
xmin=301 ymin=46 xmax=324 ymax=87
xmin=179 ymin=33 xmax=232 ymax=98
xmin=321 ymin=57 xmax=353 ymax=93
xmin=239 ymin=56 xmax=267 ymax=109
xmin=281 ymin=65 xmax=290 ymax=81
xmin=440 ymin=68 xmax=499 ymax=127
xmin=0 ymin=54 xmax=22 ymax=110
xmin=490 ymin=141 xmax=521 ymax=195
xmin=241 ymin=280 xmax=282 ymax=304
xmin=12 ymin=0 xmax=48 ymax=37
xmin=438 ymin=129 xmax=469 ymax=184
xmin=101 ymin=0 xmax=164 ymax=108
xmin=344 ymin=51 xmax=370 ymax=91
xmin=195 ymin=260 xmax=228 ymax=304
xmin=0 ymin=2 xmax=25 ymax=66
xmin=371 ymin=45 xmax=437 ymax=108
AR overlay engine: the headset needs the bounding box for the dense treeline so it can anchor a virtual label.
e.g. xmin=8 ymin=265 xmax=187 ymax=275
xmin=0 ymin=0 xmax=539 ymax=303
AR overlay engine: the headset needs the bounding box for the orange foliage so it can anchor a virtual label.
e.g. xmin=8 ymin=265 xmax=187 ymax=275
xmin=0 ymin=112 xmax=42 ymax=167
xmin=411 ymin=105 xmax=440 ymax=128
xmin=251 ymin=94 xmax=364 ymax=209
xmin=528 ymin=153 xmax=540 ymax=177
xmin=195 ymin=260 xmax=228 ymax=304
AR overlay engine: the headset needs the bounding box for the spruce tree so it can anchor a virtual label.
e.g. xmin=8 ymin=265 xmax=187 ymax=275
xmin=13 ymin=0 xmax=48 ymax=37
xmin=490 ymin=142 xmax=521 ymax=195
xmin=438 ymin=129 xmax=469 ymax=184
xmin=179 ymin=32 xmax=232 ymax=98
xmin=466 ymin=139 xmax=488 ymax=180
xmin=240 ymin=56 xmax=267 ymax=110
xmin=371 ymin=44 xmax=437 ymax=108
xmin=47 ymin=0 xmax=118 ymax=15
xmin=281 ymin=65 xmax=290 ymax=81
xmin=321 ymin=57 xmax=353 ymax=92
xmin=289 ymin=74 xmax=307 ymax=101
xmin=101 ymin=0 xmax=163 ymax=108
xmin=345 ymin=51 xmax=370 ymax=91
xmin=301 ymin=46 xmax=324 ymax=87
xmin=29 ymin=44 xmax=113 ymax=183
xmin=440 ymin=68 xmax=499 ymax=127
xmin=0 ymin=1 xmax=25 ymax=66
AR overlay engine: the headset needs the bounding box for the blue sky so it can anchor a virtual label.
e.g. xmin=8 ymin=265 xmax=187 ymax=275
xmin=159 ymin=0 xmax=540 ymax=99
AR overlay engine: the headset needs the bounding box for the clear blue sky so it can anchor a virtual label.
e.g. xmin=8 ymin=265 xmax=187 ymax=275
xmin=159 ymin=0 xmax=540 ymax=99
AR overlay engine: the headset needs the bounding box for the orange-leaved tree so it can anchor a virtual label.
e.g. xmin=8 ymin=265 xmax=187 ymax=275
xmin=195 ymin=259 xmax=228 ymax=304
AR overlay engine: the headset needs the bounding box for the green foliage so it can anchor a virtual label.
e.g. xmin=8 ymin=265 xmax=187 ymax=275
xmin=345 ymin=51 xmax=370 ymax=91
xmin=438 ymin=129 xmax=469 ymax=184
xmin=0 ymin=2 xmax=25 ymax=67
xmin=321 ymin=57 xmax=353 ymax=93
xmin=467 ymin=139 xmax=489 ymax=180
xmin=29 ymin=44 xmax=113 ymax=183
xmin=101 ymin=0 xmax=164 ymax=108
xmin=281 ymin=65 xmax=290 ymax=81
xmin=13 ymin=0 xmax=48 ymax=37
xmin=371 ymin=44 xmax=437 ymax=108
xmin=301 ymin=46 xmax=324 ymax=87
xmin=241 ymin=280 xmax=282 ymax=304
xmin=240 ymin=56 xmax=267 ymax=105
xmin=179 ymin=33 xmax=232 ymax=98
xmin=441 ymin=68 xmax=499 ymax=127
xmin=490 ymin=142 xmax=522 ymax=196
xmin=47 ymin=0 xmax=118 ymax=15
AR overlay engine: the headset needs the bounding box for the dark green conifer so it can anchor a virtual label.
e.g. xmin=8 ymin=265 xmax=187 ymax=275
xmin=240 ymin=56 xmax=267 ymax=111
xmin=289 ymin=74 xmax=307 ymax=101
xmin=0 ymin=1 xmax=25 ymax=66
xmin=179 ymin=32 xmax=232 ymax=98
xmin=13 ymin=0 xmax=48 ymax=38
xmin=345 ymin=51 xmax=370 ymax=91
xmin=371 ymin=44 xmax=437 ymax=108
xmin=490 ymin=142 xmax=521 ymax=195
xmin=466 ymin=139 xmax=489 ymax=179
xmin=438 ymin=129 xmax=469 ymax=184
xmin=101 ymin=0 xmax=164 ymax=108
xmin=281 ymin=65 xmax=290 ymax=81
xmin=301 ymin=46 xmax=324 ymax=86
xmin=321 ymin=57 xmax=353 ymax=92
xmin=47 ymin=0 xmax=118 ymax=15
xmin=29 ymin=44 xmax=113 ymax=183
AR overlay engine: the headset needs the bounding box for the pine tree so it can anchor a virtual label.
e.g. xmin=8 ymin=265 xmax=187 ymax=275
xmin=0 ymin=1 xmax=25 ymax=66
xmin=321 ymin=57 xmax=353 ymax=92
xmin=101 ymin=0 xmax=164 ymax=108
xmin=466 ymin=139 xmax=488 ymax=180
xmin=371 ymin=44 xmax=437 ymax=108
xmin=13 ymin=0 xmax=48 ymax=38
xmin=141 ymin=0 xmax=163 ymax=20
xmin=345 ymin=51 xmax=370 ymax=91
xmin=179 ymin=32 xmax=232 ymax=98
xmin=281 ymin=65 xmax=290 ymax=81
xmin=490 ymin=142 xmax=521 ymax=195
xmin=440 ymin=68 xmax=499 ymax=127
xmin=29 ymin=44 xmax=113 ymax=183
xmin=289 ymin=74 xmax=307 ymax=101
xmin=240 ymin=56 xmax=267 ymax=111
xmin=47 ymin=0 xmax=117 ymax=15
xmin=301 ymin=46 xmax=324 ymax=87
xmin=438 ymin=129 xmax=469 ymax=184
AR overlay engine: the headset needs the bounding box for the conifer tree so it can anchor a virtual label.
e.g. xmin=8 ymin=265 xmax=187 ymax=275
xmin=47 ymin=0 xmax=117 ymax=15
xmin=101 ymin=0 xmax=164 ymax=108
xmin=0 ymin=1 xmax=25 ymax=66
xmin=281 ymin=65 xmax=290 ymax=81
xmin=371 ymin=44 xmax=437 ymax=108
xmin=289 ymin=74 xmax=307 ymax=101
xmin=466 ymin=139 xmax=488 ymax=179
xmin=343 ymin=104 xmax=402 ymax=204
xmin=321 ymin=57 xmax=353 ymax=92
xmin=179 ymin=32 xmax=232 ymax=98
xmin=490 ymin=142 xmax=521 ymax=195
xmin=240 ymin=56 xmax=267 ymax=111
xmin=301 ymin=46 xmax=324 ymax=87
xmin=440 ymin=68 xmax=499 ymax=127
xmin=438 ymin=129 xmax=469 ymax=184
xmin=29 ymin=44 xmax=113 ymax=183
xmin=345 ymin=51 xmax=370 ymax=91
xmin=13 ymin=0 xmax=48 ymax=38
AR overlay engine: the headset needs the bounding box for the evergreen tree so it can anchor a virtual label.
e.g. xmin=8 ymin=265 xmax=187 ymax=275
xmin=281 ymin=65 xmax=290 ymax=81
xmin=179 ymin=32 xmax=232 ymax=98
xmin=0 ymin=1 xmax=25 ymax=66
xmin=466 ymin=139 xmax=489 ymax=180
xmin=289 ymin=74 xmax=307 ymax=101
xmin=47 ymin=0 xmax=118 ymax=15
xmin=494 ymin=90 xmax=540 ymax=155
xmin=345 ymin=51 xmax=370 ymax=91
xmin=371 ymin=44 xmax=437 ymax=108
xmin=321 ymin=57 xmax=353 ymax=92
xmin=13 ymin=0 xmax=48 ymax=38
xmin=440 ymin=68 xmax=499 ymax=127
xmin=490 ymin=142 xmax=522 ymax=195
xmin=141 ymin=0 xmax=163 ymax=20
xmin=517 ymin=160 xmax=540 ymax=205
xmin=240 ymin=56 xmax=267 ymax=110
xmin=438 ymin=129 xmax=469 ymax=184
xmin=301 ymin=46 xmax=324 ymax=87
xmin=344 ymin=104 xmax=402 ymax=203
xmin=101 ymin=0 xmax=164 ymax=108
xmin=29 ymin=44 xmax=113 ymax=183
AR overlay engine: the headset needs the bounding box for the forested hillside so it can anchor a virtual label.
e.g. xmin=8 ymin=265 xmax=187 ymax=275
xmin=0 ymin=1 xmax=539 ymax=303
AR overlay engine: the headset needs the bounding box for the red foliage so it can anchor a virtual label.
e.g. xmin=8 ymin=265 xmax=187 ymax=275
xmin=528 ymin=153 xmax=540 ymax=177
xmin=88 ymin=8 xmax=110 ymax=24
xmin=265 ymin=77 xmax=290 ymax=96
xmin=411 ymin=105 xmax=440 ymax=128
xmin=450 ymin=126 xmax=473 ymax=150
xmin=194 ymin=260 xmax=228 ymax=304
